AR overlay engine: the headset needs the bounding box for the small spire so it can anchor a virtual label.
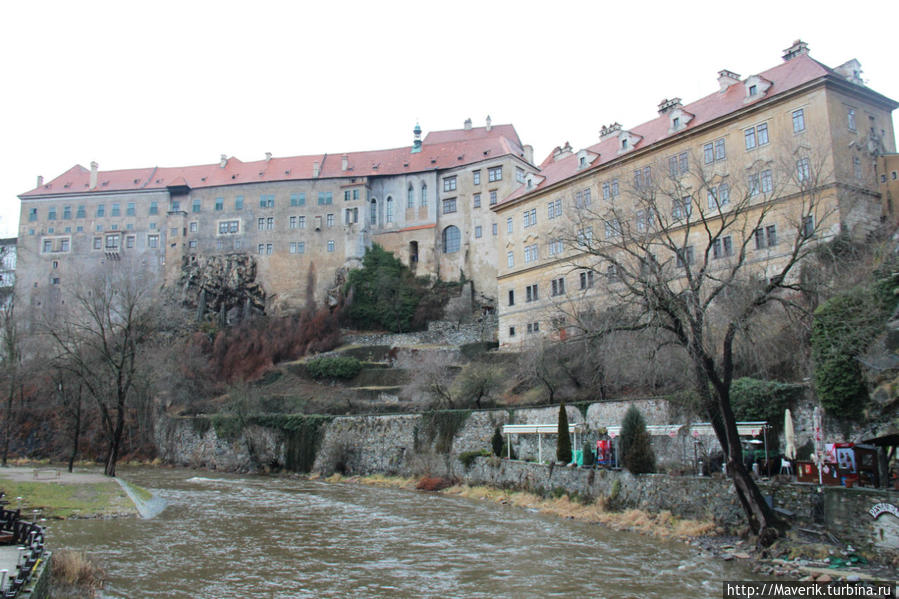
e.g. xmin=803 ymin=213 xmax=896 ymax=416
xmin=411 ymin=121 xmax=422 ymax=154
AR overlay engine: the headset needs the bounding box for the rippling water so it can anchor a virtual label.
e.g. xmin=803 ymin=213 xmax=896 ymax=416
xmin=47 ymin=468 xmax=750 ymax=598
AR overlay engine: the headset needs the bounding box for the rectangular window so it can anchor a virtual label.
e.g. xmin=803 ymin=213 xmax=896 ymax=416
xmin=148 ymin=235 xmax=159 ymax=248
xmin=317 ymin=192 xmax=333 ymax=205
xmin=576 ymin=227 xmax=593 ymax=246
xmin=219 ymin=220 xmax=240 ymax=234
xmin=105 ymin=233 xmax=121 ymax=250
xmin=602 ymin=182 xmax=610 ymax=200
xmin=296 ymin=241 xmax=306 ymax=254
xmin=489 ymin=190 xmax=497 ymax=205
xmin=668 ymin=152 xmax=688 ymax=176
xmin=796 ymin=157 xmax=810 ymax=182
xmin=298 ymin=216 xmax=306 ymax=229
xmin=93 ymin=237 xmax=102 ymax=250
xmin=42 ymin=239 xmax=52 ymax=253
xmin=604 ymin=220 xmax=621 ymax=239
xmin=676 ymin=245 xmax=694 ymax=268
xmin=473 ymin=170 xmax=481 ymax=185
xmin=443 ymin=198 xmax=457 ymax=214
xmin=327 ymin=213 xmax=335 ymax=227
xmin=509 ymin=326 xmax=516 ymax=337
xmin=853 ymin=156 xmax=862 ymax=179
xmin=188 ymin=239 xmax=198 ymax=249
xmin=171 ymin=200 xmax=180 ymax=211
xmin=508 ymin=289 xmax=515 ymax=306
xmin=848 ymin=108 xmax=857 ymax=131
xmin=258 ymin=244 xmax=265 ymax=255
xmin=267 ymin=217 xmax=274 ymax=230
xmin=214 ymin=197 xmax=224 ymax=211
xmin=526 ymin=322 xmax=540 ymax=334
xmin=488 ymin=166 xmax=502 ymax=182
xmin=473 ymin=193 xmax=481 ymax=208
xmin=126 ymin=202 xmax=136 ymax=216
xmin=292 ymin=193 xmax=305 ymax=206
xmin=547 ymin=199 xmax=562 ymax=219
xmin=289 ymin=242 xmax=297 ymax=254
xmin=704 ymin=142 xmax=714 ymax=164
xmin=28 ymin=208 xmax=38 ymax=222
xmin=353 ymin=189 xmax=359 ymax=201
xmin=406 ymin=187 xmax=414 ymax=208
xmin=524 ymin=244 xmax=538 ymax=263
xmin=327 ymin=240 xmax=335 ymax=253
xmin=525 ymin=284 xmax=538 ymax=302
xmin=443 ymin=176 xmax=457 ymax=192
xmin=63 ymin=205 xmax=72 ymax=219
xmin=260 ymin=194 xmax=275 ymax=208
xmin=679 ymin=152 xmax=688 ymax=174
xmin=235 ymin=196 xmax=244 ymax=211
xmin=190 ymin=200 xmax=200 ymax=213
xmin=755 ymin=225 xmax=778 ymax=249
xmin=760 ymin=169 xmax=773 ymax=193
xmin=547 ymin=239 xmax=563 ymax=256
xmin=290 ymin=216 xmax=297 ymax=229
xmin=506 ymin=217 xmax=513 ymax=234
xmin=551 ymin=277 xmax=565 ymax=296
xmin=712 ymin=236 xmax=733 ymax=259
xmin=126 ymin=235 xmax=135 ymax=249
xmin=48 ymin=206 xmax=58 ymax=220
xmin=96 ymin=204 xmax=105 ymax=217
xmin=420 ymin=185 xmax=428 ymax=207
xmin=792 ymin=108 xmax=806 ymax=133
xmin=345 ymin=190 xmax=352 ymax=203
xmin=189 ymin=222 xmax=198 ymax=232
xmin=801 ymin=215 xmax=815 ymax=239
xmin=507 ymin=251 xmax=514 ymax=268
xmin=707 ymin=183 xmax=730 ymax=209
xmin=492 ymin=223 xmax=498 ymax=236
xmin=516 ymin=167 xmax=525 ymax=183
xmin=748 ymin=173 xmax=760 ymax=196
xmin=523 ymin=208 xmax=536 ymax=228
xmin=744 ymin=127 xmax=757 ymax=150
xmin=715 ymin=138 xmax=726 ymax=161
xmin=258 ymin=218 xmax=265 ymax=231
xmin=148 ymin=202 xmax=158 ymax=216
xmin=112 ymin=203 xmax=125 ymax=217
xmin=672 ymin=196 xmax=692 ymax=220
xmin=475 ymin=225 xmax=483 ymax=238
xmin=579 ymin=270 xmax=594 ymax=289
xmin=266 ymin=243 xmax=273 ymax=255
xmin=757 ymin=123 xmax=769 ymax=146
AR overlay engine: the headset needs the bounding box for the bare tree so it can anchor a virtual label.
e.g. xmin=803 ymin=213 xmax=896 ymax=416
xmin=406 ymin=351 xmax=456 ymax=408
xmin=44 ymin=261 xmax=160 ymax=477
xmin=0 ymin=302 xmax=23 ymax=466
xmin=550 ymin=143 xmax=851 ymax=544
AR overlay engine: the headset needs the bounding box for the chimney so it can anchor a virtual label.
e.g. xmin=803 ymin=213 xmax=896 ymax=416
xmin=219 ymin=154 xmax=228 ymax=168
xmin=485 ymin=115 xmax=492 ymax=132
xmin=265 ymin=152 xmax=272 ymax=162
xmin=599 ymin=122 xmax=622 ymax=141
xmin=717 ymin=69 xmax=741 ymax=91
xmin=313 ymin=161 xmax=320 ymax=178
xmin=89 ymin=161 xmax=98 ymax=190
xmin=36 ymin=175 xmax=43 ymax=188
xmin=657 ymin=98 xmax=682 ymax=115
xmin=782 ymin=39 xmax=809 ymax=62
xmin=341 ymin=154 xmax=349 ymax=171
xmin=464 ymin=118 xmax=472 ymax=130
xmin=522 ymin=144 xmax=534 ymax=165
xmin=553 ymin=142 xmax=574 ymax=162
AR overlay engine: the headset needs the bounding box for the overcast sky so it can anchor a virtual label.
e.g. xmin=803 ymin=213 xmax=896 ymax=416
xmin=3 ymin=0 xmax=897 ymax=238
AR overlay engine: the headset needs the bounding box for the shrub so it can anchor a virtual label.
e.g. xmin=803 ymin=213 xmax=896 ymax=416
xmin=491 ymin=427 xmax=504 ymax=457
xmin=416 ymin=476 xmax=454 ymax=491
xmin=52 ymin=550 xmax=105 ymax=595
xmin=619 ymin=405 xmax=655 ymax=474
xmin=557 ymin=403 xmax=572 ymax=463
xmin=305 ymin=356 xmax=363 ymax=380
xmin=458 ymin=449 xmax=490 ymax=469
xmin=344 ymin=244 xmax=424 ymax=332
xmin=730 ymin=378 xmax=805 ymax=424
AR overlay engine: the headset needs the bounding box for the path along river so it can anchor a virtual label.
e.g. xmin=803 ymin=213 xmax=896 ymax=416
xmin=48 ymin=467 xmax=752 ymax=598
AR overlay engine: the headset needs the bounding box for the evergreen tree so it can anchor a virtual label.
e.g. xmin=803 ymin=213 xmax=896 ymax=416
xmin=344 ymin=244 xmax=424 ymax=332
xmin=491 ymin=426 xmax=504 ymax=457
xmin=556 ymin=403 xmax=572 ymax=463
xmin=619 ymin=405 xmax=655 ymax=474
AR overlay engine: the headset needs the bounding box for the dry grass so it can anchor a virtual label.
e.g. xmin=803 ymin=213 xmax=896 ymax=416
xmin=51 ymin=550 xmax=105 ymax=595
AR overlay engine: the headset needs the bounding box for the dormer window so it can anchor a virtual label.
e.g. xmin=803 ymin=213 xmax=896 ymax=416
xmin=579 ymin=156 xmax=586 ymax=168
xmin=743 ymin=75 xmax=772 ymax=102
xmin=617 ymin=130 xmax=643 ymax=155
xmin=622 ymin=139 xmax=628 ymax=151
xmin=672 ymin=117 xmax=680 ymax=129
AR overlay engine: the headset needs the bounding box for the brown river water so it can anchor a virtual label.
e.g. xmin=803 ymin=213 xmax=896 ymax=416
xmin=47 ymin=467 xmax=753 ymax=598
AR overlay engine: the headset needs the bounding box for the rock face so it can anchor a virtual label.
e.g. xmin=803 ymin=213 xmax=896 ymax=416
xmin=179 ymin=254 xmax=266 ymax=323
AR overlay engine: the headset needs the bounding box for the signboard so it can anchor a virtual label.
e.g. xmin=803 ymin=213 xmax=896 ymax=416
xmin=869 ymin=503 xmax=899 ymax=520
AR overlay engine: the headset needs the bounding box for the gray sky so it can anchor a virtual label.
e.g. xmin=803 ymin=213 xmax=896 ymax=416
xmin=3 ymin=0 xmax=897 ymax=238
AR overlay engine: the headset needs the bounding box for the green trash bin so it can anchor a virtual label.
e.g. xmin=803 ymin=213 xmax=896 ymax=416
xmin=573 ymin=449 xmax=583 ymax=466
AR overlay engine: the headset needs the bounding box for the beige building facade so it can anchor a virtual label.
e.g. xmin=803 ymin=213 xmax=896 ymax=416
xmin=493 ymin=42 xmax=897 ymax=346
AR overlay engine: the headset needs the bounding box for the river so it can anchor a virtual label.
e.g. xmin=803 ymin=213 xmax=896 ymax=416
xmin=47 ymin=468 xmax=752 ymax=598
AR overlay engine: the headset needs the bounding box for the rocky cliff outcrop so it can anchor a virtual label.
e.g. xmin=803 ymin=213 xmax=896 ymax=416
xmin=179 ymin=254 xmax=266 ymax=323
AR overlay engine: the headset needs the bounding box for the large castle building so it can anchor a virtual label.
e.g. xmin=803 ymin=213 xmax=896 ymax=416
xmin=15 ymin=41 xmax=899 ymax=337
xmin=492 ymin=42 xmax=898 ymax=345
xmin=16 ymin=119 xmax=534 ymax=320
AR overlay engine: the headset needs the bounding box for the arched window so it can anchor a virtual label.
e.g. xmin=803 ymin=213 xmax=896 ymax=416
xmin=370 ymin=199 xmax=377 ymax=226
xmin=385 ymin=196 xmax=394 ymax=223
xmin=420 ymin=183 xmax=428 ymax=208
xmin=407 ymin=184 xmax=415 ymax=208
xmin=443 ymin=225 xmax=460 ymax=254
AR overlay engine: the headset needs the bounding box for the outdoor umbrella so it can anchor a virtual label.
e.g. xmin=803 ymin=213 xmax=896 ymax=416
xmin=784 ymin=408 xmax=796 ymax=461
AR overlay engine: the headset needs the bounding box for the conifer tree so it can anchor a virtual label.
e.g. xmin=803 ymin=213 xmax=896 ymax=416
xmin=492 ymin=426 xmax=504 ymax=457
xmin=556 ymin=403 xmax=572 ymax=463
xmin=619 ymin=405 xmax=655 ymax=474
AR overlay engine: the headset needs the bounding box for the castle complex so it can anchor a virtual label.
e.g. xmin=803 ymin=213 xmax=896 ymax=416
xmin=15 ymin=42 xmax=899 ymax=340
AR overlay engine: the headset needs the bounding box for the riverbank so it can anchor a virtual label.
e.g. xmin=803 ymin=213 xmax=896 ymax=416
xmin=318 ymin=472 xmax=898 ymax=582
xmin=0 ymin=466 xmax=144 ymax=519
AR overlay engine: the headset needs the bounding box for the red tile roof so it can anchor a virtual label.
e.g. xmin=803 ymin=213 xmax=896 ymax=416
xmin=21 ymin=125 xmax=526 ymax=198
xmin=500 ymin=54 xmax=896 ymax=206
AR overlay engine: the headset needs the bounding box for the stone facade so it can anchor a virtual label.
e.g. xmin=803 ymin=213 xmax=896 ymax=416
xmin=17 ymin=122 xmax=534 ymax=320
